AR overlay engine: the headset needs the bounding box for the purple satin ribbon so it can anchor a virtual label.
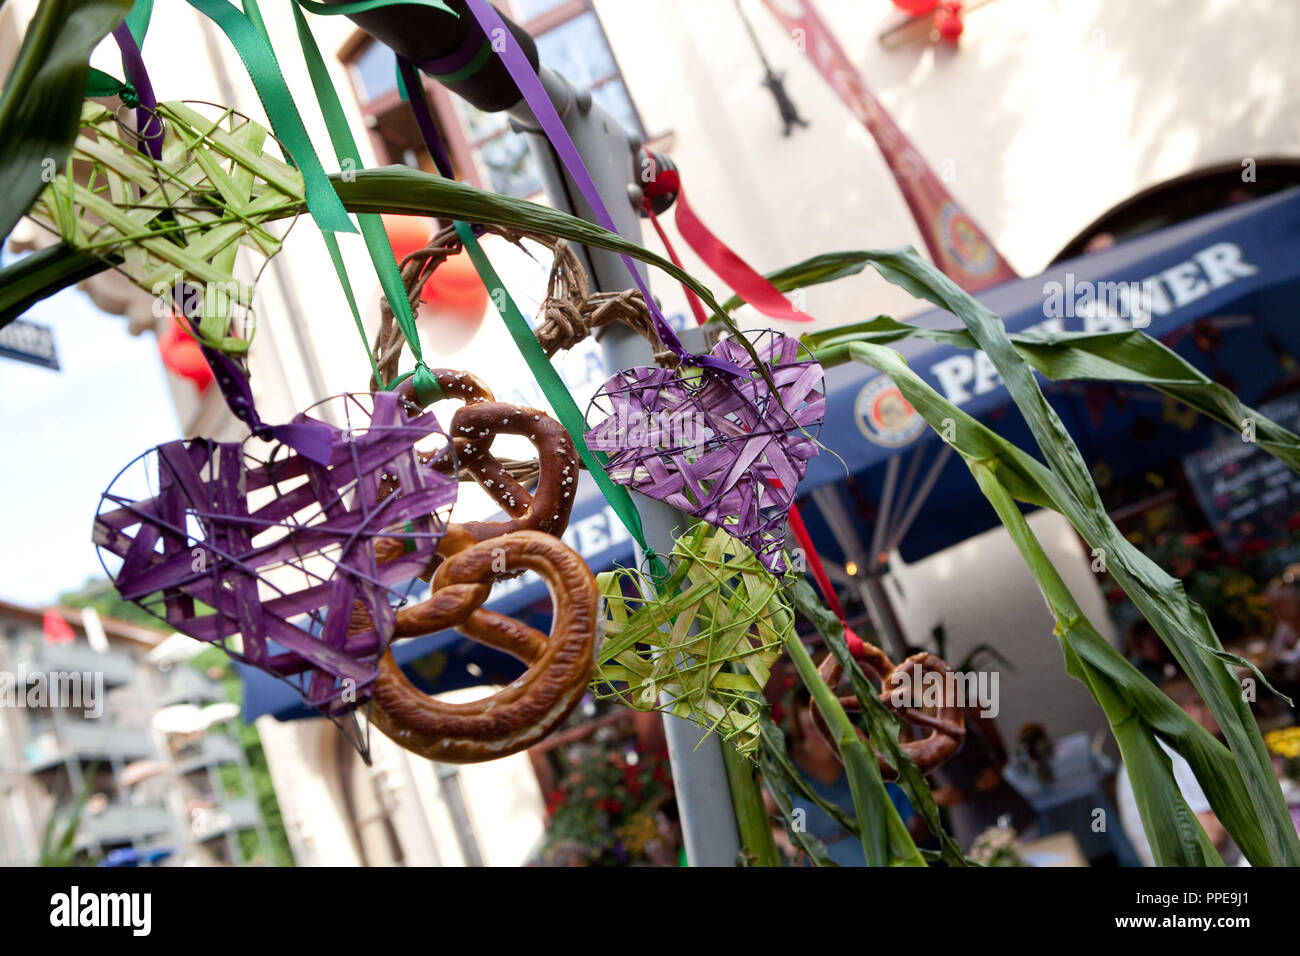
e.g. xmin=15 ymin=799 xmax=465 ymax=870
xmin=397 ymin=56 xmax=455 ymax=179
xmin=111 ymin=24 xmax=163 ymax=161
xmin=110 ymin=30 xmax=334 ymax=465
xmin=462 ymin=0 xmax=744 ymax=377
xmin=203 ymin=345 xmax=336 ymax=464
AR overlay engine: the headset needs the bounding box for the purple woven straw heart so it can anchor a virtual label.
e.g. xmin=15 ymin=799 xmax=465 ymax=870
xmin=586 ymin=331 xmax=825 ymax=573
xmin=93 ymin=391 xmax=457 ymax=715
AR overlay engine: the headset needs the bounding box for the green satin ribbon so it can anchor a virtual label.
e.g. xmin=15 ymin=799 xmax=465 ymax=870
xmin=124 ymin=0 xmax=152 ymax=45
xmin=184 ymin=0 xmax=354 ymax=235
xmin=290 ymin=1 xmax=440 ymax=404
xmin=85 ymin=68 xmax=136 ymax=104
xmin=453 ymin=220 xmax=666 ymax=580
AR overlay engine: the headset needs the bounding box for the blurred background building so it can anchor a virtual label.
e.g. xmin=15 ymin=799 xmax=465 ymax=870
xmin=0 ymin=601 xmax=274 ymax=865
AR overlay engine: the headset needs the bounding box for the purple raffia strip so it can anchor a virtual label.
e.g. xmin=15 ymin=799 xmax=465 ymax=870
xmin=111 ymin=23 xmax=163 ymax=161
xmin=462 ymin=0 xmax=743 ymax=377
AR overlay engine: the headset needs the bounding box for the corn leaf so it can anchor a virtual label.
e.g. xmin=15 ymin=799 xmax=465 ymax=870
xmin=837 ymin=337 xmax=1288 ymax=865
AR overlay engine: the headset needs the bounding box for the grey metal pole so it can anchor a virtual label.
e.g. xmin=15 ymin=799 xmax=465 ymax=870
xmin=510 ymin=75 xmax=742 ymax=869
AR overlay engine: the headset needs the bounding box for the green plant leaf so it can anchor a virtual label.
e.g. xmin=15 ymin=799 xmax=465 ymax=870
xmin=0 ymin=0 xmax=133 ymax=244
xmin=841 ymin=338 xmax=1284 ymax=866
xmin=808 ymin=246 xmax=1300 ymax=866
xmin=786 ymin=576 xmax=974 ymax=867
xmin=806 ymin=314 xmax=1300 ymax=470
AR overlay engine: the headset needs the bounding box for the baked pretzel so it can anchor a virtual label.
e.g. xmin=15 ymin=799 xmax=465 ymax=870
xmin=447 ymin=401 xmax=579 ymax=543
xmin=810 ymin=643 xmax=966 ymax=779
xmin=363 ymin=530 xmax=598 ymax=762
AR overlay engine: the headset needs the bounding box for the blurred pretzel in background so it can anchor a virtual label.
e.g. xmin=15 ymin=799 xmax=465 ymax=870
xmin=810 ymin=640 xmax=966 ymax=779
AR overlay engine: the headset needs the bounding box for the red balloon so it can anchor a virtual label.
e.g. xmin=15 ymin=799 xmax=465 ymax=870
xmin=158 ymin=314 xmax=214 ymax=393
xmin=420 ymin=248 xmax=489 ymax=319
xmin=383 ymin=214 xmax=435 ymax=265
xmin=892 ymin=0 xmax=938 ymax=15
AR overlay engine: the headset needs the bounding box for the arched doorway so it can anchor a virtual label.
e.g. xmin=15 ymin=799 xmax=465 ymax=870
xmin=1051 ymin=158 xmax=1300 ymax=263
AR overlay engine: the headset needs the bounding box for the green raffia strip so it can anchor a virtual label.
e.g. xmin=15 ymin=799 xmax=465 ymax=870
xmin=593 ymin=524 xmax=791 ymax=756
xmin=26 ymin=100 xmax=304 ymax=354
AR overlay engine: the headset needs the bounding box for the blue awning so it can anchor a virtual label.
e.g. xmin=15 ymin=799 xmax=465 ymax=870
xmin=800 ymin=187 xmax=1300 ymax=561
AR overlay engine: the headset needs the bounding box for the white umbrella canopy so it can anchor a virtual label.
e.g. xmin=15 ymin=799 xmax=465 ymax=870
xmin=151 ymin=704 xmax=207 ymax=735
xmin=145 ymin=632 xmax=208 ymax=667
xmin=201 ymin=702 xmax=240 ymax=726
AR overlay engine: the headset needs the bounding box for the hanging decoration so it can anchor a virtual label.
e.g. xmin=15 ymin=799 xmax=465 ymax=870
xmin=363 ymin=530 xmax=599 ymax=763
xmin=349 ymin=372 xmax=598 ymax=763
xmin=26 ymin=99 xmax=304 ymax=355
xmin=93 ymin=390 xmax=457 ymax=719
xmin=594 ymin=523 xmax=793 ymax=756
xmin=586 ymin=331 xmax=826 ymax=574
xmin=809 ymin=639 xmax=967 ymax=779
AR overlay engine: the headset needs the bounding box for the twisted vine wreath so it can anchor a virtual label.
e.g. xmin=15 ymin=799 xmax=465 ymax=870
xmin=370 ymin=222 xmax=682 ymax=488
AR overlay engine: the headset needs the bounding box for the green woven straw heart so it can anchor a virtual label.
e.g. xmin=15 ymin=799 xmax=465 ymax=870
xmin=594 ymin=523 xmax=792 ymax=756
xmin=27 ymin=99 xmax=304 ymax=355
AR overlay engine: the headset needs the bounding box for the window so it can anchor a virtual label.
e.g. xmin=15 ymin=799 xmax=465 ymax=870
xmin=343 ymin=0 xmax=644 ymax=198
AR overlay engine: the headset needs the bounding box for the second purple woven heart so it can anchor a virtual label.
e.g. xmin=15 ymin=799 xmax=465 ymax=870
xmin=586 ymin=331 xmax=825 ymax=573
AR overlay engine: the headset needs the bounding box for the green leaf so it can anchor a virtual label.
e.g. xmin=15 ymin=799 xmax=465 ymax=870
xmin=0 ymin=0 xmax=133 ymax=243
xmin=812 ymin=246 xmax=1300 ymax=867
xmin=718 ymin=252 xmax=870 ymax=314
xmin=807 ymin=315 xmax=1300 ymax=471
xmin=843 ymin=338 xmax=1284 ymax=866
xmin=0 ymin=243 xmax=117 ymax=329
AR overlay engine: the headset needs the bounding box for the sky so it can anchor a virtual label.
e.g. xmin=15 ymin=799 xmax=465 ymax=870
xmin=0 ymin=248 xmax=181 ymax=608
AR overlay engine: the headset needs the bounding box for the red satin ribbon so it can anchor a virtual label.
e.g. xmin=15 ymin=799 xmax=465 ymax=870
xmin=643 ymin=168 xmax=812 ymax=324
xmin=643 ymin=201 xmax=709 ymax=328
xmin=643 ymin=168 xmax=859 ymax=656
xmin=787 ymin=495 xmax=866 ymax=659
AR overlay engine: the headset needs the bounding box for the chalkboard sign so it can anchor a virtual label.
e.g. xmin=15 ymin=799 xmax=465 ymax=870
xmin=1182 ymin=395 xmax=1300 ymax=555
